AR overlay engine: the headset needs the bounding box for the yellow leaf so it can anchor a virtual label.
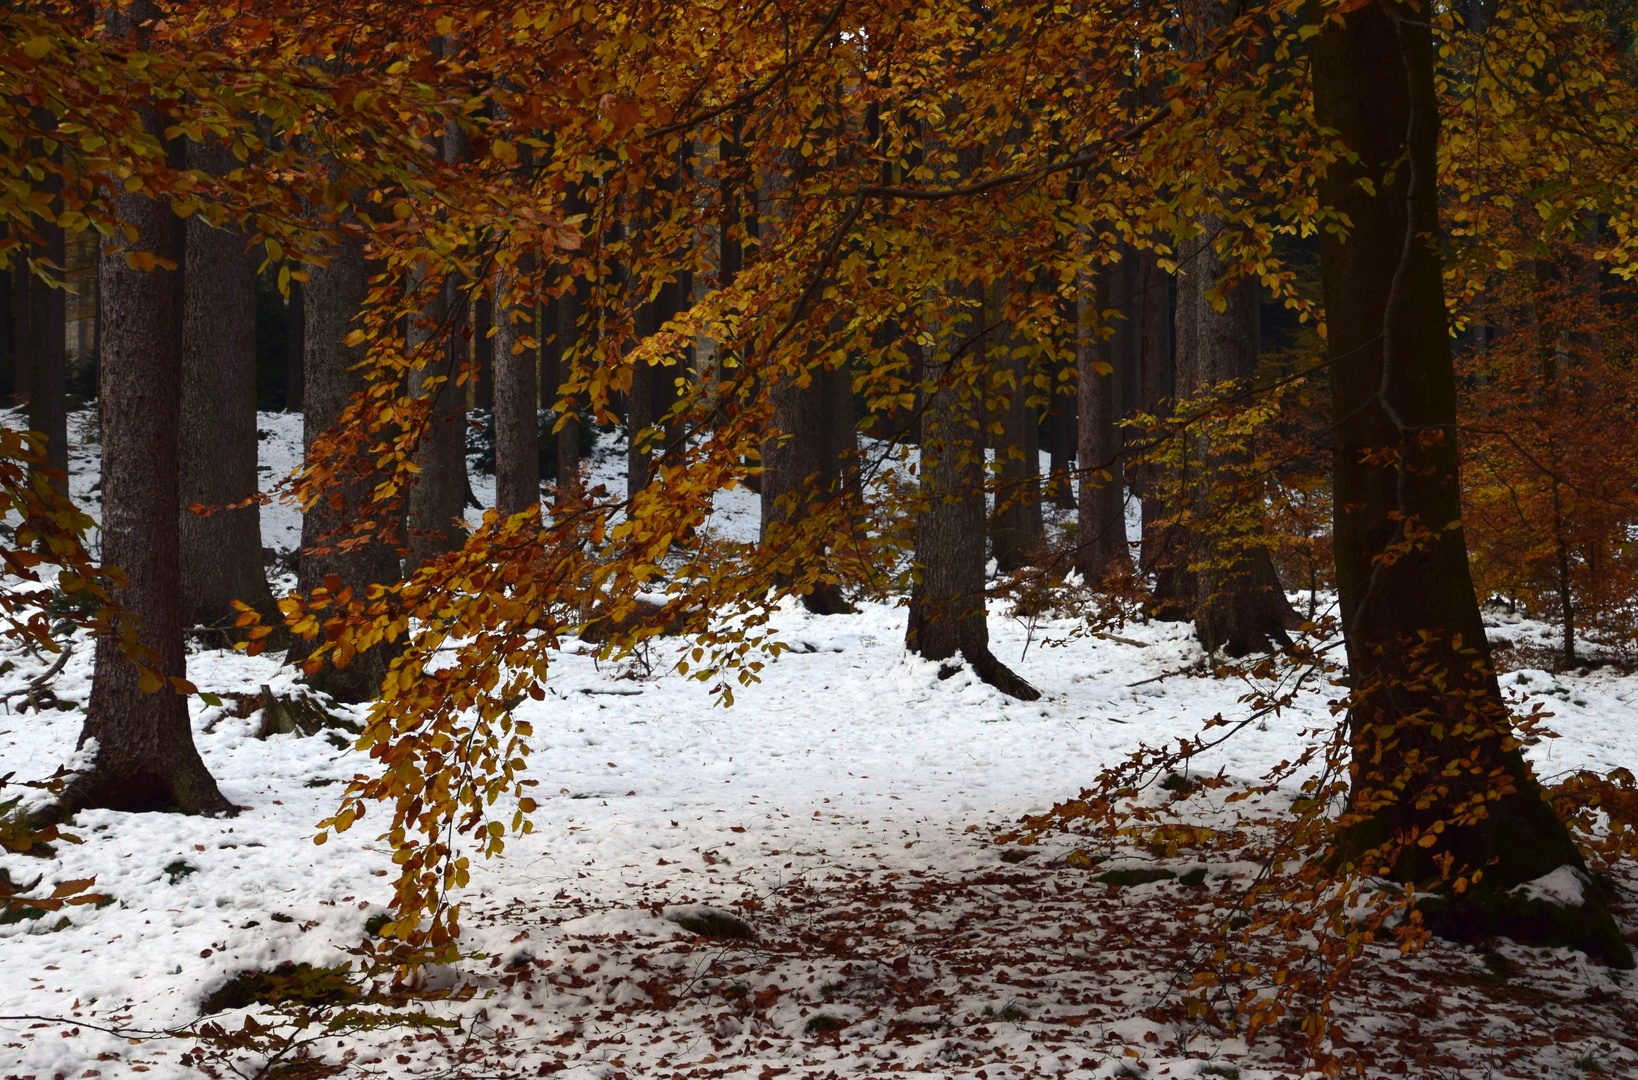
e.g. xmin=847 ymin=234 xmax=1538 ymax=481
xmin=22 ymin=36 xmax=53 ymax=59
xmin=492 ymin=139 xmax=517 ymax=164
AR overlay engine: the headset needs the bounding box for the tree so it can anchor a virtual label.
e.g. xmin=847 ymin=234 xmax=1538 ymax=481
xmin=293 ymin=228 xmax=403 ymax=704
xmin=58 ymin=0 xmax=232 ymax=818
xmin=1312 ymin=0 xmax=1629 ymax=964
xmin=494 ymin=259 xmax=539 ymax=518
xmin=179 ymin=138 xmax=279 ymax=633
xmin=989 ymin=279 xmax=1045 ymax=573
xmin=1074 ymin=261 xmax=1131 ymax=583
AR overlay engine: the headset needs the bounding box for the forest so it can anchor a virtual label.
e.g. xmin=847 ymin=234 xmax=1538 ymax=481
xmin=3 ymin=0 xmax=1638 ymax=1077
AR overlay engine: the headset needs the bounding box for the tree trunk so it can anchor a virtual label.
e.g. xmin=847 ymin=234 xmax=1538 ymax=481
xmin=293 ymin=229 xmax=402 ymax=703
xmin=991 ymin=287 xmax=1044 ymax=572
xmin=906 ymin=142 xmax=1038 ymax=702
xmin=284 ymin=279 xmax=304 ymax=412
xmin=494 ymin=264 xmax=539 ymax=517
xmin=61 ymin=5 xmax=232 ymax=817
xmin=405 ymin=271 xmax=470 ymax=571
xmin=24 ymin=216 xmax=68 ymax=498
xmin=179 ymin=139 xmax=278 ymax=633
xmin=555 ymin=280 xmax=584 ymax=489
xmin=1132 ymin=248 xmax=1189 ymax=617
xmin=473 ymin=293 xmax=494 ymax=411
xmin=760 ymin=349 xmax=853 ymax=615
xmin=1174 ymin=228 xmax=1298 ymax=655
xmin=1314 ymin=0 xmax=1629 ymax=965
xmin=1075 ymin=264 xmax=1130 ymax=583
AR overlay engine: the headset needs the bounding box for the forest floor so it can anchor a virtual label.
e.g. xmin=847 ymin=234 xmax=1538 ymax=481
xmin=1 ymin=411 xmax=1635 ymax=1080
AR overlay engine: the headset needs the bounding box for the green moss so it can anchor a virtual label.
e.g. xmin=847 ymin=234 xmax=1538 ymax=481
xmin=804 ymin=1014 xmax=847 ymax=1036
xmin=200 ymin=961 xmax=358 ymax=1015
xmin=1094 ymin=867 xmax=1176 ymax=887
xmin=670 ymin=910 xmax=755 ymax=940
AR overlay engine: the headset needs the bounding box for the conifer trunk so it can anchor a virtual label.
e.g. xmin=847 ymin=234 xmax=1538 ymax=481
xmin=179 ymin=140 xmax=278 ymax=633
xmin=1075 ymin=264 xmax=1130 ymax=582
xmin=1174 ymin=229 xmax=1298 ymax=654
xmin=494 ymin=263 xmax=539 ymax=517
xmin=61 ymin=0 xmax=232 ymax=816
xmin=991 ymin=287 xmax=1043 ymax=572
xmin=1314 ymin=0 xmax=1629 ymax=965
xmin=293 ymin=229 xmax=402 ymax=703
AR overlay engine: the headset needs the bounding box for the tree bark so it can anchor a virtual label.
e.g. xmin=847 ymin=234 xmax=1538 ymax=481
xmin=179 ymin=139 xmax=278 ymax=633
xmin=1174 ymin=228 xmax=1298 ymax=654
xmin=1132 ymin=248 xmax=1189 ymax=617
xmin=293 ymin=230 xmax=402 ymax=703
xmin=61 ymin=1 xmax=232 ymax=816
xmin=991 ymin=285 xmax=1044 ymax=572
xmin=24 ymin=216 xmax=67 ymax=498
xmin=1314 ymin=0 xmax=1629 ymax=965
xmin=284 ymin=279 xmax=304 ymax=412
xmin=759 ymin=348 xmax=854 ymax=615
xmin=1075 ymin=263 xmax=1131 ymax=583
xmin=494 ymin=264 xmax=539 ymax=517
xmin=404 ymin=118 xmax=472 ymax=570
xmin=405 ymin=270 xmax=469 ymax=570
xmin=906 ymin=137 xmax=1037 ymax=701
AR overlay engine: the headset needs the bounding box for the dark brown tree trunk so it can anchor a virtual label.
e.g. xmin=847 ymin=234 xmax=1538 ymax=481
xmin=284 ymin=279 xmax=304 ymax=412
xmin=179 ymin=139 xmax=278 ymax=633
xmin=627 ymin=295 xmax=656 ymax=502
xmin=555 ymin=282 xmax=584 ymax=489
xmin=1174 ymin=228 xmax=1298 ymax=655
xmin=1315 ymin=0 xmax=1629 ymax=965
xmin=1075 ymin=264 xmax=1130 ymax=583
xmin=293 ymin=230 xmax=402 ymax=703
xmin=61 ymin=3 xmax=233 ymax=817
xmin=405 ymin=270 xmax=469 ymax=570
xmin=906 ymin=145 xmax=1037 ymax=700
xmin=473 ymin=293 xmax=494 ymax=411
xmin=404 ymin=115 xmax=472 ymax=570
xmin=1132 ymin=248 xmax=1189 ymax=617
xmin=991 ymin=287 xmax=1044 ymax=572
xmin=25 ymin=217 xmax=68 ymax=498
xmin=759 ymin=349 xmax=854 ymax=615
xmin=1 ymin=240 xmax=15 ymax=402
xmin=494 ymin=264 xmax=539 ymax=517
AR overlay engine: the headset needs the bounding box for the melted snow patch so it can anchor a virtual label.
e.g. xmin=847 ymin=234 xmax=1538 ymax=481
xmin=1511 ymin=864 xmax=1588 ymax=907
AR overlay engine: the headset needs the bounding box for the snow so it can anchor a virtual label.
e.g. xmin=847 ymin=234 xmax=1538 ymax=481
xmin=0 ymin=409 xmax=1634 ymax=1079
xmin=1511 ymin=865 xmax=1589 ymax=909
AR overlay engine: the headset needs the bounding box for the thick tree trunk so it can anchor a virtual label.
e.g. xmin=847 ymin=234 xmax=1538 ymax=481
xmin=494 ymin=266 xmax=539 ymax=517
xmin=906 ymin=155 xmax=1038 ymax=702
xmin=1174 ymin=229 xmax=1298 ymax=654
xmin=627 ymin=296 xmax=656 ymax=502
xmin=1075 ymin=264 xmax=1130 ymax=583
xmin=61 ymin=7 xmax=232 ymax=817
xmin=179 ymin=140 xmax=278 ymax=633
xmin=293 ymin=231 xmax=402 ymax=703
xmin=1315 ymin=0 xmax=1629 ymax=965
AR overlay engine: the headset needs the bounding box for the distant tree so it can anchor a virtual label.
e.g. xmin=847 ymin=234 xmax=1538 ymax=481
xmin=179 ymin=138 xmax=279 ymax=633
xmin=1075 ymin=261 xmax=1130 ymax=583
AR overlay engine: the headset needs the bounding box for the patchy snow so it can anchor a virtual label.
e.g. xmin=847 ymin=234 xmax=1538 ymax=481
xmin=0 ymin=411 xmax=1634 ymax=1079
xmin=1511 ymin=865 xmax=1590 ymax=909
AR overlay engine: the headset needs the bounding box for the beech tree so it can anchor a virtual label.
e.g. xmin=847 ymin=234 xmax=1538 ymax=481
xmin=1313 ymin=0 xmax=1628 ymax=963
xmin=1074 ymin=262 xmax=1130 ymax=583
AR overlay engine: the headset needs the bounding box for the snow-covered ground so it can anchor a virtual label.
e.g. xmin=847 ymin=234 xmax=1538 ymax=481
xmin=1 ymin=410 xmax=1635 ymax=1079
